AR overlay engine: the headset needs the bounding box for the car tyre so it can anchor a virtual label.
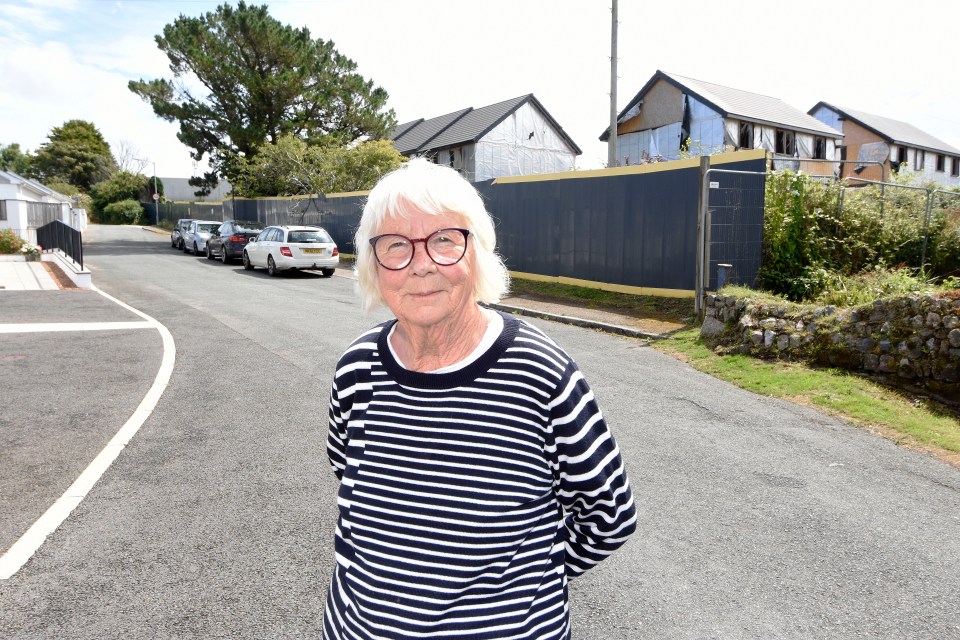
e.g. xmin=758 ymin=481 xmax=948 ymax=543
xmin=320 ymin=268 xmax=334 ymax=278
xmin=220 ymin=247 xmax=230 ymax=264
xmin=242 ymin=251 xmax=254 ymax=271
xmin=181 ymin=240 xmax=188 ymax=252
xmin=267 ymin=255 xmax=279 ymax=277
xmin=206 ymin=245 xmax=215 ymax=260
xmin=192 ymin=243 xmax=200 ymax=256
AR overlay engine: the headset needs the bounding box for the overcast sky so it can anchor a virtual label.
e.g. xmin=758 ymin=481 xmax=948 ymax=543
xmin=1 ymin=0 xmax=958 ymax=179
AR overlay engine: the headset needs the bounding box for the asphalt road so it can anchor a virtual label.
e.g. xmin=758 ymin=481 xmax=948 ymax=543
xmin=1 ymin=224 xmax=958 ymax=639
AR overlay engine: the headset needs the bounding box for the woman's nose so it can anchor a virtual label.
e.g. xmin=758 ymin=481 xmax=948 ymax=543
xmin=408 ymin=240 xmax=436 ymax=274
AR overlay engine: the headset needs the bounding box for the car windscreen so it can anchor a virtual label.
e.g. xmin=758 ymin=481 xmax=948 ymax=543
xmin=198 ymin=224 xmax=219 ymax=233
xmin=288 ymin=230 xmax=332 ymax=243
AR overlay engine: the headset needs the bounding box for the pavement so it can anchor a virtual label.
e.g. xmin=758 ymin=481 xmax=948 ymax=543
xmin=0 ymin=260 xmax=60 ymax=291
xmin=0 ymin=252 xmax=685 ymax=340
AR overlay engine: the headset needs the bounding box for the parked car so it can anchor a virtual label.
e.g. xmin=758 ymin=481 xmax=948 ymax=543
xmin=171 ymin=218 xmax=195 ymax=249
xmin=182 ymin=220 xmax=221 ymax=256
xmin=243 ymin=225 xmax=339 ymax=277
xmin=206 ymin=220 xmax=266 ymax=264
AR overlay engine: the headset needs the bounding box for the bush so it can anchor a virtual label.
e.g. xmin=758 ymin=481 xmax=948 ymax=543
xmin=102 ymin=199 xmax=145 ymax=225
xmin=758 ymin=170 xmax=960 ymax=302
xmin=89 ymin=171 xmax=149 ymax=219
xmin=0 ymin=228 xmax=26 ymax=254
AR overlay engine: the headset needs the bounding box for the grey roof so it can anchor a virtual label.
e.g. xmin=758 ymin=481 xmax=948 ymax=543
xmin=391 ymin=108 xmax=472 ymax=155
xmin=604 ymin=70 xmax=843 ymax=140
xmin=390 ymin=119 xmax=423 ymax=141
xmin=392 ymin=94 xmax=581 ymax=156
xmin=809 ymin=102 xmax=960 ymax=155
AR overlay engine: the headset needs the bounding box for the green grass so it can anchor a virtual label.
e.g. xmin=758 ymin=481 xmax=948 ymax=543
xmin=508 ymin=278 xmax=695 ymax=323
xmin=655 ymin=328 xmax=960 ymax=458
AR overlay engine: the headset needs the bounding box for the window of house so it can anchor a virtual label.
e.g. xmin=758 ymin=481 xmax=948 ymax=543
xmin=936 ymin=154 xmax=946 ymax=172
xmin=775 ymin=129 xmax=796 ymax=156
xmin=738 ymin=122 xmax=754 ymax=149
xmin=893 ymin=146 xmax=908 ymax=172
xmin=952 ymin=157 xmax=960 ymax=177
xmin=813 ymin=137 xmax=826 ymax=160
xmin=914 ymin=149 xmax=925 ymax=171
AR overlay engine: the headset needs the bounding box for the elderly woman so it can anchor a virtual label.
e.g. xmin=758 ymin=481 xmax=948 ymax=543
xmin=323 ymin=158 xmax=636 ymax=639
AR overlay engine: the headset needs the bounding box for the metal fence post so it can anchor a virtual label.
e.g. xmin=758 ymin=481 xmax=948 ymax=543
xmin=921 ymin=190 xmax=933 ymax=269
xmin=695 ymin=156 xmax=710 ymax=320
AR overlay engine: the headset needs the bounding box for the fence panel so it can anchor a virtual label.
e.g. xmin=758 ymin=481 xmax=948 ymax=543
xmin=26 ymin=202 xmax=62 ymax=228
xmin=705 ymin=170 xmax=766 ymax=291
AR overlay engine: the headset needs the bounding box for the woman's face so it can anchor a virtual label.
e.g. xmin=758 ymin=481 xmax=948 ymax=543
xmin=374 ymin=211 xmax=476 ymax=329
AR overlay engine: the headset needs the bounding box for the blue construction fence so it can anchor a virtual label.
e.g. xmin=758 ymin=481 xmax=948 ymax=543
xmin=147 ymin=149 xmax=767 ymax=296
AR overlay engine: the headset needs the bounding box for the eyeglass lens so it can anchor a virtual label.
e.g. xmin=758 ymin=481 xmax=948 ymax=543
xmin=373 ymin=228 xmax=468 ymax=270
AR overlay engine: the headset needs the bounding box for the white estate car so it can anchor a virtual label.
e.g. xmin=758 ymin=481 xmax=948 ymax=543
xmin=182 ymin=220 xmax=221 ymax=256
xmin=243 ymin=225 xmax=339 ymax=277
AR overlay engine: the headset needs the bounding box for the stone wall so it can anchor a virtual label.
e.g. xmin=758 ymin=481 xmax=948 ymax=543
xmin=701 ymin=293 xmax=960 ymax=398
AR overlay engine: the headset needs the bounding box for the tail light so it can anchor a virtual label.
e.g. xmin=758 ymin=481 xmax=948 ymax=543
xmin=230 ymin=235 xmax=245 ymax=242
xmin=280 ymin=246 xmax=293 ymax=257
xmin=333 ymin=246 xmax=339 ymax=256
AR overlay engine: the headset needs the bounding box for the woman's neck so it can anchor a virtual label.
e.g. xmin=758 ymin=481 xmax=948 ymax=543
xmin=390 ymin=303 xmax=489 ymax=372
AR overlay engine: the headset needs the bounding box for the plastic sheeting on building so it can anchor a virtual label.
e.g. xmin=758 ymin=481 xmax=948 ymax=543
xmin=470 ymin=102 xmax=578 ymax=181
xmin=614 ymin=95 xmax=724 ymax=164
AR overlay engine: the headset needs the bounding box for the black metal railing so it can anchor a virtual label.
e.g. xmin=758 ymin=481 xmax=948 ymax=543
xmin=36 ymin=220 xmax=83 ymax=269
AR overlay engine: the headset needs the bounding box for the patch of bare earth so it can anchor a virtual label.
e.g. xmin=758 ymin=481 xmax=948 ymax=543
xmin=42 ymin=261 xmax=77 ymax=289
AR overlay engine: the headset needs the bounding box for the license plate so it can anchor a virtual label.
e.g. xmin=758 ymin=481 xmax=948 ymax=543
xmin=302 ymin=248 xmax=324 ymax=254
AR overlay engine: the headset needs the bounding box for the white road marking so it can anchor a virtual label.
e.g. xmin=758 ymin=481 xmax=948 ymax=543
xmin=0 ymin=321 xmax=153 ymax=333
xmin=0 ymin=287 xmax=176 ymax=580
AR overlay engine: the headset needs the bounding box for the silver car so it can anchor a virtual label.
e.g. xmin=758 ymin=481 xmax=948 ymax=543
xmin=171 ymin=218 xmax=194 ymax=249
xmin=243 ymin=225 xmax=339 ymax=277
xmin=182 ymin=220 xmax=221 ymax=256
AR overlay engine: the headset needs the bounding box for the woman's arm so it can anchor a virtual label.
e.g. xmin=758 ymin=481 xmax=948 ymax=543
xmin=548 ymin=364 xmax=637 ymax=577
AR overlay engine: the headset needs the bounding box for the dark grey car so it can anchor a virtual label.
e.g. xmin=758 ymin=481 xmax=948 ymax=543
xmin=205 ymin=220 xmax=267 ymax=264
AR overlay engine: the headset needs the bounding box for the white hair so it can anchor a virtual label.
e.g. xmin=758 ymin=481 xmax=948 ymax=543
xmin=354 ymin=158 xmax=510 ymax=312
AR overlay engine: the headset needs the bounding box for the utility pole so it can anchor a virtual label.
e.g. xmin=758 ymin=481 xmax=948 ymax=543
xmin=607 ymin=0 xmax=618 ymax=168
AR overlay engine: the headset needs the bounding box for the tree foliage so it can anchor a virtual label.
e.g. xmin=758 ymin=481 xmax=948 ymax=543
xmin=231 ymin=136 xmax=406 ymax=197
xmin=89 ymin=171 xmax=150 ymax=218
xmin=0 ymin=143 xmax=34 ymax=175
xmin=31 ymin=120 xmax=117 ymax=191
xmin=128 ymin=1 xmax=395 ymax=189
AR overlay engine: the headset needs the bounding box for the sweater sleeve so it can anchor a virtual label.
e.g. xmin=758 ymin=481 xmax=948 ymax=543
xmin=327 ymin=375 xmax=349 ymax=481
xmin=548 ymin=363 xmax=637 ymax=577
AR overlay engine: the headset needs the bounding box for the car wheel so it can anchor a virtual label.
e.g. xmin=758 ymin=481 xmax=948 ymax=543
xmin=242 ymin=251 xmax=253 ymax=271
xmin=206 ymin=245 xmax=215 ymax=260
xmin=220 ymin=247 xmax=230 ymax=264
xmin=180 ymin=240 xmax=187 ymax=252
xmin=267 ymin=255 xmax=279 ymax=277
xmin=320 ymin=268 xmax=334 ymax=278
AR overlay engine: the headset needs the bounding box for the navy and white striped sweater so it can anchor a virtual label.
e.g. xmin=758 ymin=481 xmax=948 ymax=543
xmin=323 ymin=312 xmax=636 ymax=639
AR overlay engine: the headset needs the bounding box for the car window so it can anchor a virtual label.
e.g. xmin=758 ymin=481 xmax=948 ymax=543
xmin=236 ymin=222 xmax=264 ymax=233
xmin=288 ymin=230 xmax=332 ymax=243
xmin=198 ymin=224 xmax=219 ymax=233
xmin=260 ymin=228 xmax=277 ymax=242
